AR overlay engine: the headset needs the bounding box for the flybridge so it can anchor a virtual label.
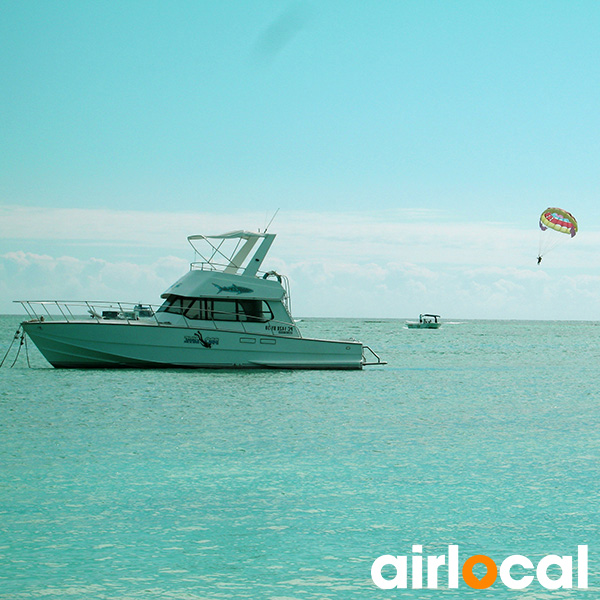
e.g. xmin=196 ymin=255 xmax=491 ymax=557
xmin=188 ymin=231 xmax=276 ymax=277
xmin=184 ymin=230 xmax=292 ymax=314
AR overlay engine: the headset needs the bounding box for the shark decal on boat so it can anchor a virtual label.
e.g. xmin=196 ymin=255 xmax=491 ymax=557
xmin=212 ymin=283 xmax=254 ymax=294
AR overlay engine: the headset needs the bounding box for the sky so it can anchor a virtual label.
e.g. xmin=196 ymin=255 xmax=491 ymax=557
xmin=1 ymin=1 xmax=600 ymax=319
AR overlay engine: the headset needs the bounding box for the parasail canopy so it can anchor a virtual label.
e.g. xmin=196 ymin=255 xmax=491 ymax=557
xmin=539 ymin=207 xmax=578 ymax=238
xmin=537 ymin=207 xmax=578 ymax=262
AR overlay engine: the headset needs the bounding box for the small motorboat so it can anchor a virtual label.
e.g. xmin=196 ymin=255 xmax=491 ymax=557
xmin=406 ymin=314 xmax=442 ymax=329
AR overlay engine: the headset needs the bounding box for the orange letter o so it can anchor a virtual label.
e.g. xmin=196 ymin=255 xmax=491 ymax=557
xmin=462 ymin=554 xmax=498 ymax=589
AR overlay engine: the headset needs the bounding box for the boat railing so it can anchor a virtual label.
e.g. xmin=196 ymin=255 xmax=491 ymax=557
xmin=361 ymin=345 xmax=387 ymax=366
xmin=15 ymin=300 xmax=302 ymax=338
xmin=190 ymin=261 xmax=224 ymax=271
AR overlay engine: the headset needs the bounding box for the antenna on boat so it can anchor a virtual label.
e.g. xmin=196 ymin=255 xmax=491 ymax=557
xmin=264 ymin=208 xmax=280 ymax=233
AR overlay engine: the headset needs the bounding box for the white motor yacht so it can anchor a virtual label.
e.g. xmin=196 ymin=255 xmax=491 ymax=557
xmin=18 ymin=231 xmax=385 ymax=369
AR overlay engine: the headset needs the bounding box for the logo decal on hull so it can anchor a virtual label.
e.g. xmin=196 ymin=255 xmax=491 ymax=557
xmin=184 ymin=331 xmax=219 ymax=347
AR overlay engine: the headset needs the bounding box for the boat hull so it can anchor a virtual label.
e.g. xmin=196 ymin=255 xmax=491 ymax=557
xmin=406 ymin=322 xmax=441 ymax=329
xmin=22 ymin=321 xmax=364 ymax=370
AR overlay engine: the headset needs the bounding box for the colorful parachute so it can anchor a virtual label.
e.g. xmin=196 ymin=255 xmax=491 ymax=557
xmin=538 ymin=207 xmax=578 ymax=261
xmin=539 ymin=207 xmax=578 ymax=238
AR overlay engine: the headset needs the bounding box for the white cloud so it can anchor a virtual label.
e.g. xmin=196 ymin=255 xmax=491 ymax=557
xmin=1 ymin=251 xmax=188 ymax=313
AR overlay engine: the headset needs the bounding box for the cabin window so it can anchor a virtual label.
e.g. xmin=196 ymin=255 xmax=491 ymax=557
xmin=185 ymin=299 xmax=206 ymax=320
xmin=212 ymin=300 xmax=237 ymax=321
xmin=158 ymin=295 xmax=189 ymax=316
xmin=158 ymin=295 xmax=273 ymax=322
xmin=237 ymin=300 xmax=273 ymax=322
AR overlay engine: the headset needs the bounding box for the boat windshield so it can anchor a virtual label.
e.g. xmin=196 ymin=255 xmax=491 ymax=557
xmin=158 ymin=295 xmax=273 ymax=322
xmin=420 ymin=314 xmax=440 ymax=323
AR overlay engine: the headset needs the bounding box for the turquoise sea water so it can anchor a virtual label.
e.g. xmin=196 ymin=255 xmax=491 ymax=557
xmin=1 ymin=315 xmax=598 ymax=599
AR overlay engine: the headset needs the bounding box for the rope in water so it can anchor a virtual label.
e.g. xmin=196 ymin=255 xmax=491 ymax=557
xmin=0 ymin=327 xmax=21 ymax=368
xmin=0 ymin=327 xmax=31 ymax=368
